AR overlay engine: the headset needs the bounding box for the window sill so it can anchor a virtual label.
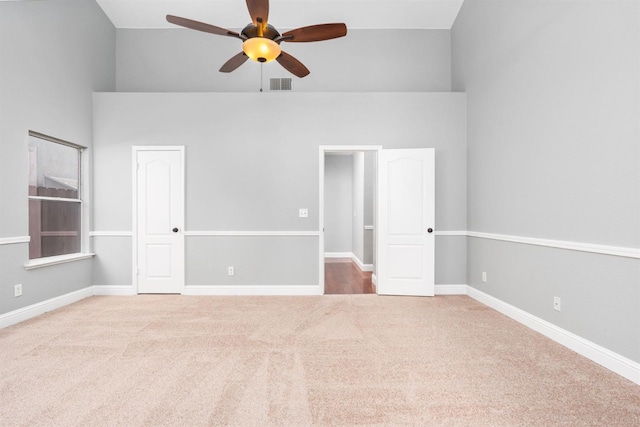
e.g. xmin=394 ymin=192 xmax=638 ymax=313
xmin=24 ymin=253 xmax=95 ymax=270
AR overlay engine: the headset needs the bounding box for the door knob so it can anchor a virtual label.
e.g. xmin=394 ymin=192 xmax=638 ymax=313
xmin=172 ymin=227 xmax=179 ymax=233
xmin=427 ymin=228 xmax=433 ymax=233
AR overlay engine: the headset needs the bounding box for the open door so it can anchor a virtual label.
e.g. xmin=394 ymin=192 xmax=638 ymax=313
xmin=377 ymin=148 xmax=435 ymax=296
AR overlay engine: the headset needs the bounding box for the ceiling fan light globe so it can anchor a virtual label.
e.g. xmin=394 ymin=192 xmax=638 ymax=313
xmin=242 ymin=37 xmax=281 ymax=63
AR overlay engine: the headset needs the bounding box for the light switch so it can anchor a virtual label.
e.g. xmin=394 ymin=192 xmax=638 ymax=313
xmin=299 ymin=208 xmax=308 ymax=218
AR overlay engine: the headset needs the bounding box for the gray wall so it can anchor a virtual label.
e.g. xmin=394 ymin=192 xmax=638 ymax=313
xmin=324 ymin=152 xmax=374 ymax=266
xmin=116 ymin=29 xmax=451 ymax=92
xmin=452 ymin=0 xmax=640 ymax=362
xmin=92 ymin=92 xmax=467 ymax=289
xmin=351 ymin=152 xmax=365 ymax=264
xmin=363 ymin=152 xmax=375 ymax=266
xmin=324 ymin=155 xmax=353 ymax=254
xmin=0 ymin=0 xmax=115 ymax=315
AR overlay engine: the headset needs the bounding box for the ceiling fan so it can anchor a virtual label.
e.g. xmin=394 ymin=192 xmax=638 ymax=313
xmin=166 ymin=0 xmax=347 ymax=78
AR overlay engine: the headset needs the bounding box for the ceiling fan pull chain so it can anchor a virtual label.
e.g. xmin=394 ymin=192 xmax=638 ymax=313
xmin=260 ymin=62 xmax=263 ymax=92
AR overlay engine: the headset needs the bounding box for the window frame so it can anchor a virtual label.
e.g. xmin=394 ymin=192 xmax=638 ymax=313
xmin=25 ymin=130 xmax=93 ymax=268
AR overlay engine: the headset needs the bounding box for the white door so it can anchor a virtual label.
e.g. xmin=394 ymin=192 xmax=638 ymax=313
xmin=377 ymin=148 xmax=435 ymax=296
xmin=135 ymin=148 xmax=185 ymax=294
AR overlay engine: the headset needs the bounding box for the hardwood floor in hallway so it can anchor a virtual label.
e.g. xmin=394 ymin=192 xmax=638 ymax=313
xmin=324 ymin=258 xmax=375 ymax=294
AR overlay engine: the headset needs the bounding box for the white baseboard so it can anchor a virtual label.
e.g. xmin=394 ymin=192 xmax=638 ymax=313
xmin=0 ymin=286 xmax=94 ymax=329
xmin=467 ymin=286 xmax=640 ymax=386
xmin=182 ymin=285 xmax=322 ymax=296
xmin=435 ymin=284 xmax=467 ymax=295
xmin=371 ymin=274 xmax=377 ymax=286
xmin=351 ymin=254 xmax=373 ymax=272
xmin=325 ymin=252 xmax=373 ymax=272
xmin=93 ymin=286 xmax=137 ymax=296
xmin=324 ymin=252 xmax=352 ymax=258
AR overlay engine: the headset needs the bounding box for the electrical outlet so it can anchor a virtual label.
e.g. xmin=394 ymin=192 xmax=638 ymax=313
xmin=482 ymin=272 xmax=487 ymax=283
xmin=553 ymin=296 xmax=561 ymax=311
xmin=299 ymin=208 xmax=308 ymax=218
xmin=227 ymin=266 xmax=235 ymax=276
xmin=14 ymin=284 xmax=22 ymax=297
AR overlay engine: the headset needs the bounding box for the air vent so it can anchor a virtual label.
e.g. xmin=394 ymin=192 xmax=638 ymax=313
xmin=270 ymin=78 xmax=293 ymax=91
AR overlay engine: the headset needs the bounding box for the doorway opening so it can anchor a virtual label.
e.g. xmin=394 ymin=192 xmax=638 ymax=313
xmin=319 ymin=146 xmax=380 ymax=295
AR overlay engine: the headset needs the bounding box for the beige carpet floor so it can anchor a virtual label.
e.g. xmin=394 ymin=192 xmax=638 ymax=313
xmin=1 ymin=295 xmax=639 ymax=426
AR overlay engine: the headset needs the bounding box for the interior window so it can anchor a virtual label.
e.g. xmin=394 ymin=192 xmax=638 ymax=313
xmin=28 ymin=132 xmax=83 ymax=259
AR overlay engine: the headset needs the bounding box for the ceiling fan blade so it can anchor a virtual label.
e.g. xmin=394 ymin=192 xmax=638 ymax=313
xmin=280 ymin=23 xmax=347 ymax=43
xmin=166 ymin=15 xmax=244 ymax=40
xmin=276 ymin=51 xmax=310 ymax=78
xmin=246 ymin=0 xmax=269 ymax=27
xmin=219 ymin=52 xmax=249 ymax=73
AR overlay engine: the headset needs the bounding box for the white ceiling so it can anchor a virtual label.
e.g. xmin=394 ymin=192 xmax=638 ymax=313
xmin=95 ymin=0 xmax=465 ymax=30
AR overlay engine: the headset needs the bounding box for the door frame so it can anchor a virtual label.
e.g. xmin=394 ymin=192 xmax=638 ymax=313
xmin=318 ymin=145 xmax=382 ymax=295
xmin=131 ymin=146 xmax=186 ymax=294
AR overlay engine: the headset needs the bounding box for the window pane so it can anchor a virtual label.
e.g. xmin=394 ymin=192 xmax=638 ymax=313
xmin=28 ymin=137 xmax=79 ymax=199
xmin=28 ymin=134 xmax=82 ymax=260
xmin=29 ymin=200 xmax=81 ymax=259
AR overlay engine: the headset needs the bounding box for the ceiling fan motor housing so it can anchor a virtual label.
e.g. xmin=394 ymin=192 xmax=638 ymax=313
xmin=241 ymin=23 xmax=280 ymax=41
